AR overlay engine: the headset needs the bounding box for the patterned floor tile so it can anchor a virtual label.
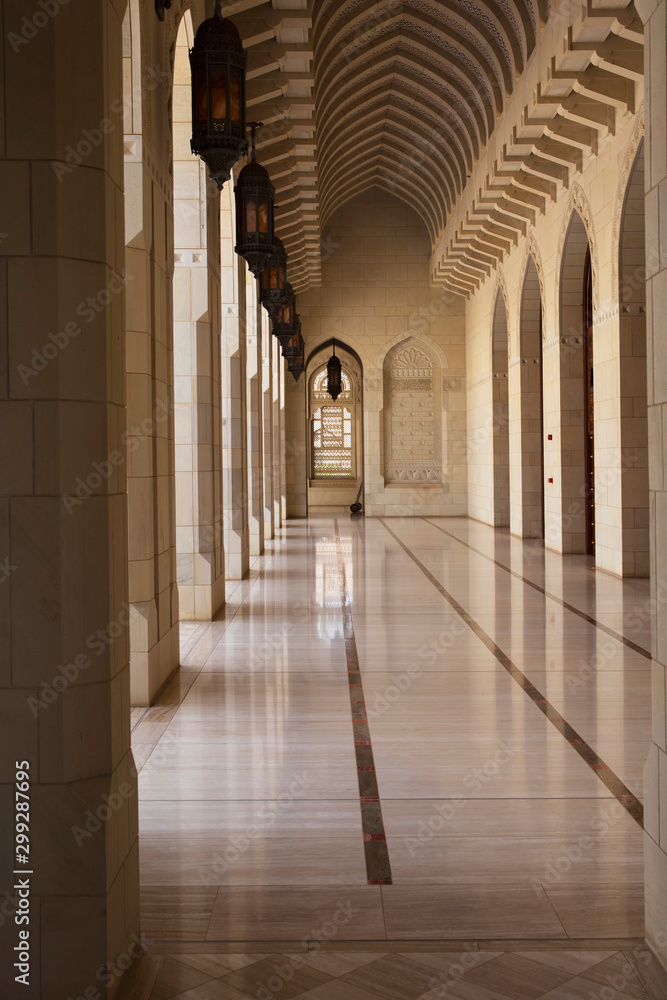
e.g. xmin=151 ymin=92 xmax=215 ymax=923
xmin=221 ymin=955 xmax=333 ymax=999
xmin=452 ymin=954 xmax=571 ymax=999
xmin=340 ymin=954 xmax=448 ymax=1000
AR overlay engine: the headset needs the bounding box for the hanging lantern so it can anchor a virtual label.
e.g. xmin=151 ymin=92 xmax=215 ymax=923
xmin=287 ymin=330 xmax=305 ymax=382
xmin=190 ymin=2 xmax=247 ymax=190
xmin=259 ymin=237 xmax=288 ymax=319
xmin=271 ymin=282 xmax=297 ymax=349
xmin=235 ymin=123 xmax=275 ymax=277
xmin=327 ymin=343 xmax=343 ymax=401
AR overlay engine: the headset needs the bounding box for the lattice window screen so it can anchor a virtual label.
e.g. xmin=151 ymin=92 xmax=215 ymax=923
xmin=312 ymin=405 xmax=354 ymax=478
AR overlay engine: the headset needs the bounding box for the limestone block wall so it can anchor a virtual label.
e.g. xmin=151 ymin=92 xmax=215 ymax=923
xmin=292 ymin=189 xmax=467 ymax=517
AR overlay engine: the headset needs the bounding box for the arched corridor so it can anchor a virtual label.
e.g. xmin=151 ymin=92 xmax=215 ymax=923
xmin=3 ymin=0 xmax=667 ymax=996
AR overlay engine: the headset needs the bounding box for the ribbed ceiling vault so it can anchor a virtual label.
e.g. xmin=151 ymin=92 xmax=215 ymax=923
xmin=230 ymin=0 xmax=545 ymax=292
xmin=229 ymin=0 xmax=641 ymax=295
xmin=313 ymin=0 xmax=544 ymax=237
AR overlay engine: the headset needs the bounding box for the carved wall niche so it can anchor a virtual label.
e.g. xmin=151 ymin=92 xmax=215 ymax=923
xmin=383 ymin=341 xmax=443 ymax=485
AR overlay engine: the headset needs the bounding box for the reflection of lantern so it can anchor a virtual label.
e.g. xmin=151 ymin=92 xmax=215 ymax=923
xmin=326 ymin=343 xmax=342 ymax=401
xmin=259 ymin=237 xmax=288 ymax=319
xmin=189 ymin=4 xmax=247 ymax=190
xmin=155 ymin=0 xmax=172 ymax=20
xmin=234 ymin=123 xmax=275 ymax=277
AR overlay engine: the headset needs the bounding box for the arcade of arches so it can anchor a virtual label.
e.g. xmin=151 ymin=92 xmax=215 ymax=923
xmin=3 ymin=0 xmax=667 ymax=996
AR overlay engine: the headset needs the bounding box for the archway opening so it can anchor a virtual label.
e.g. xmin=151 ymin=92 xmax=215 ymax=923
xmin=306 ymin=341 xmax=363 ymax=508
xmin=492 ymin=290 xmax=510 ymax=527
xmin=558 ymin=211 xmax=593 ymax=554
xmin=584 ymin=248 xmax=595 ymax=556
xmin=518 ymin=258 xmax=545 ymax=538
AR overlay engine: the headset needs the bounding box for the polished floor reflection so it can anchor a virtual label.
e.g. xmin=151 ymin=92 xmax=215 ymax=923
xmin=133 ymin=514 xmax=651 ymax=949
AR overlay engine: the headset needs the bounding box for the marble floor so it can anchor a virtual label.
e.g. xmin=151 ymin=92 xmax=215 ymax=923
xmin=131 ymin=514 xmax=652 ymax=966
xmin=125 ymin=946 xmax=661 ymax=1000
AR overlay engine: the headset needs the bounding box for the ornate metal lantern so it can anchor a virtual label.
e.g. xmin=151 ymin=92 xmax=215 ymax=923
xmin=235 ymin=123 xmax=275 ymax=277
xmin=286 ymin=330 xmax=305 ymax=381
xmin=259 ymin=237 xmax=288 ymax=319
xmin=190 ymin=3 xmax=247 ymax=190
xmin=271 ymin=282 xmax=297 ymax=349
xmin=326 ymin=343 xmax=342 ymax=401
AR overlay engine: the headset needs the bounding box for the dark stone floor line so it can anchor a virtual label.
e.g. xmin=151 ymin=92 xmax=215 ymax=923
xmin=334 ymin=518 xmax=393 ymax=885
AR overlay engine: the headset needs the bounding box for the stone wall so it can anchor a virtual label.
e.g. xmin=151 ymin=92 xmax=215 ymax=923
xmin=293 ymin=189 xmax=468 ymax=517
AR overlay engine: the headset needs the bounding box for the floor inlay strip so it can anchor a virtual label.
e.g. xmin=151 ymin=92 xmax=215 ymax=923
xmin=380 ymin=519 xmax=644 ymax=828
xmin=334 ymin=518 xmax=393 ymax=885
xmin=423 ymin=518 xmax=651 ymax=659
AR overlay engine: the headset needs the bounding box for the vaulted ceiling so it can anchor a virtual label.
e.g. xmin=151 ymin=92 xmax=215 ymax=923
xmin=228 ymin=0 xmax=642 ymax=296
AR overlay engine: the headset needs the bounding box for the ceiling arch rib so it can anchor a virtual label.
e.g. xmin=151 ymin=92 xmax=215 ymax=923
xmin=318 ymin=48 xmax=482 ymax=170
xmin=316 ymin=96 xmax=468 ymax=208
xmin=315 ymin=0 xmax=517 ymax=97
xmin=320 ymin=153 xmax=446 ymax=239
xmin=317 ymin=123 xmax=453 ymax=235
xmin=317 ymin=16 xmax=502 ymax=120
xmin=222 ymin=0 xmax=550 ymax=292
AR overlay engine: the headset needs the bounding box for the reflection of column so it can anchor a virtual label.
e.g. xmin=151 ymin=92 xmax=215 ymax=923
xmin=285 ymin=364 xmax=308 ymax=516
xmin=222 ymin=232 xmax=250 ymax=578
xmin=0 ymin=2 xmax=138 ymax=988
xmin=640 ymin=0 xmax=667 ymax=971
xmin=246 ymin=271 xmax=264 ymax=557
xmin=279 ymin=346 xmax=288 ymax=523
xmin=262 ymin=313 xmax=275 ymax=541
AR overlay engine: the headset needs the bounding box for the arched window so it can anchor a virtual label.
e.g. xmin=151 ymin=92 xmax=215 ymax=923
xmin=310 ymin=365 xmax=356 ymax=479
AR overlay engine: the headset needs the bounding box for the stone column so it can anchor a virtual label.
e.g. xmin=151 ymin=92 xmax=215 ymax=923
xmin=638 ymin=0 xmax=667 ymax=971
xmin=0 ymin=1 xmax=138 ymax=996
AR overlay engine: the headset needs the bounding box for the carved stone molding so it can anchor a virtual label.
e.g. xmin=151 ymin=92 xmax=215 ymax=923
xmin=612 ymin=109 xmax=645 ymax=295
xmin=556 ymin=182 xmax=600 ymax=314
